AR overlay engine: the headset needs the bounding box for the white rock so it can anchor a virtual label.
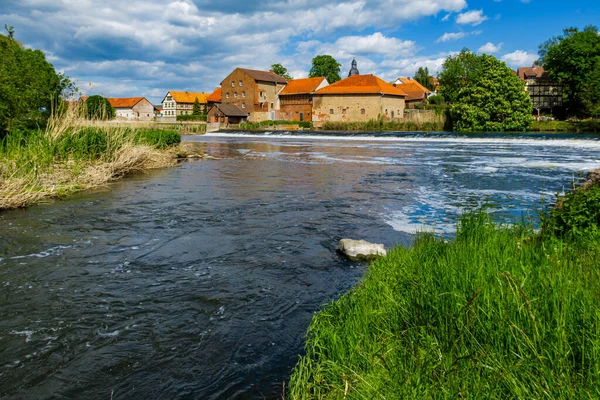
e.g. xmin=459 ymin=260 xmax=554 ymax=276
xmin=338 ymin=239 xmax=387 ymax=262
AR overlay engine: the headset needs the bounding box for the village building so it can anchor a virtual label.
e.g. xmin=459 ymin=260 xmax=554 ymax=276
xmin=312 ymin=72 xmax=407 ymax=127
xmin=220 ymin=68 xmax=287 ymax=122
xmin=207 ymin=87 xmax=222 ymax=108
xmin=392 ymin=77 xmax=431 ymax=108
xmin=106 ymin=97 xmax=155 ymax=121
xmin=207 ymin=103 xmax=248 ymax=125
xmin=161 ymin=91 xmax=210 ymax=120
xmin=278 ymin=77 xmax=329 ymax=122
xmin=517 ymin=65 xmax=563 ymax=116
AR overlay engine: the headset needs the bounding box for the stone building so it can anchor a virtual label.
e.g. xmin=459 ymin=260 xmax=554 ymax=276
xmin=207 ymin=103 xmax=248 ymax=124
xmin=161 ymin=91 xmax=210 ymax=120
xmin=392 ymin=77 xmax=431 ymax=108
xmin=312 ymin=74 xmax=407 ymax=127
xmin=278 ymin=77 xmax=328 ymax=122
xmin=106 ymin=97 xmax=155 ymax=121
xmin=220 ymin=68 xmax=287 ymax=122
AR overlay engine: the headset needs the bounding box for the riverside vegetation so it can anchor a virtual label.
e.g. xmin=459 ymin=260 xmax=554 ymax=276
xmin=289 ymin=177 xmax=600 ymax=398
xmin=0 ymin=108 xmax=182 ymax=210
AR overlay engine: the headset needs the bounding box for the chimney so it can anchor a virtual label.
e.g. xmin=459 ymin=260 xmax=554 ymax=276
xmin=269 ymin=69 xmax=273 ymax=73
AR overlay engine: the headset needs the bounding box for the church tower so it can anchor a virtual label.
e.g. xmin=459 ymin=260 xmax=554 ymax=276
xmin=348 ymin=58 xmax=360 ymax=77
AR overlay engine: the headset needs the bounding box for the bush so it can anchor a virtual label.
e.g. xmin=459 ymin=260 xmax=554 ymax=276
xmin=427 ymin=94 xmax=445 ymax=105
xmin=299 ymin=121 xmax=313 ymax=129
xmin=134 ymin=129 xmax=181 ymax=149
xmin=177 ymin=114 xmax=207 ymax=122
xmin=84 ymin=95 xmax=115 ymax=120
xmin=543 ymin=183 xmax=600 ymax=239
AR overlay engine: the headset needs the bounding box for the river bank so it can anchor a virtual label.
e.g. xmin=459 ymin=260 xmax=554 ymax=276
xmin=288 ymin=174 xmax=600 ymax=398
xmin=0 ymin=115 xmax=193 ymax=210
xmin=531 ymin=119 xmax=600 ymax=133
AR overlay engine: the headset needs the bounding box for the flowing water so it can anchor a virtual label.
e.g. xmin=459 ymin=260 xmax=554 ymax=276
xmin=1 ymin=132 xmax=599 ymax=399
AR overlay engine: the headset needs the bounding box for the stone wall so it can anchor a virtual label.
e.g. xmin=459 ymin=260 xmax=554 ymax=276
xmin=312 ymin=94 xmax=405 ymax=126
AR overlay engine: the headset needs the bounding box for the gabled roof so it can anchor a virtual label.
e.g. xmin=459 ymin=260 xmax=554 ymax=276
xmin=279 ymin=77 xmax=327 ymax=95
xmin=211 ymin=103 xmax=248 ymax=117
xmin=394 ymin=78 xmax=431 ymax=101
xmin=168 ymin=91 xmax=210 ymax=104
xmin=207 ymin=87 xmax=222 ymax=103
xmin=517 ymin=66 xmax=546 ymax=80
xmin=239 ymin=68 xmax=288 ymax=84
xmin=314 ymin=74 xmax=406 ymax=96
xmin=106 ymin=97 xmax=147 ymax=108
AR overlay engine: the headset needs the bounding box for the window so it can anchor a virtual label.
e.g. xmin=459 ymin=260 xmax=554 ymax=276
xmin=226 ymin=93 xmax=230 ymax=99
xmin=342 ymin=109 xmax=346 ymax=114
xmin=239 ymin=80 xmax=243 ymax=87
xmin=361 ymin=108 xmax=365 ymax=114
xmin=242 ymin=102 xmax=246 ymax=109
xmin=270 ymin=102 xmax=274 ymax=109
xmin=242 ymin=91 xmax=246 ymax=97
xmin=231 ymin=80 xmax=235 ymax=87
xmin=234 ymin=92 xmax=238 ymax=98
xmin=391 ymin=111 xmax=395 ymax=118
xmin=330 ymin=109 xmax=334 ymax=114
xmin=167 ymin=96 xmax=172 ymax=101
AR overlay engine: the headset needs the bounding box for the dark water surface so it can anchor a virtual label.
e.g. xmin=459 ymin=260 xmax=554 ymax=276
xmin=1 ymin=132 xmax=599 ymax=399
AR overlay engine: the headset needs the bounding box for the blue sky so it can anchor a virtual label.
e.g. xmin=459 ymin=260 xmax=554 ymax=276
xmin=2 ymin=0 xmax=599 ymax=104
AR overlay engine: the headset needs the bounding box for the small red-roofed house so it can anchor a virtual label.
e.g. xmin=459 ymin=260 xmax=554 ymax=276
xmin=278 ymin=77 xmax=329 ymax=122
xmin=106 ymin=97 xmax=155 ymax=121
xmin=392 ymin=77 xmax=431 ymax=109
xmin=207 ymin=87 xmax=222 ymax=108
xmin=311 ymin=74 xmax=407 ymax=126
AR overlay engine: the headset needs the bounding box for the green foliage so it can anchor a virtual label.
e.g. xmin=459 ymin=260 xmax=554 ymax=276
xmin=0 ymin=32 xmax=77 ymax=135
xmin=531 ymin=119 xmax=600 ymax=133
xmin=192 ymin=97 xmax=202 ymax=115
xmin=538 ymin=26 xmax=600 ymax=117
xmin=176 ymin=114 xmax=207 ymax=121
xmin=298 ymin=121 xmax=313 ymax=129
xmin=289 ymin=211 xmax=600 ymax=399
xmin=448 ymin=54 xmax=533 ymax=132
xmin=134 ymin=129 xmax=181 ymax=149
xmin=271 ymin=63 xmax=293 ymax=80
xmin=543 ymin=184 xmax=600 ymax=240
xmin=427 ymin=94 xmax=445 ymax=105
xmin=438 ymin=49 xmax=482 ymax=104
xmin=413 ymin=66 xmax=436 ymax=91
xmin=84 ymin=95 xmax=115 ymax=120
xmin=309 ymin=55 xmax=342 ymax=84
xmin=321 ymin=118 xmax=446 ymax=132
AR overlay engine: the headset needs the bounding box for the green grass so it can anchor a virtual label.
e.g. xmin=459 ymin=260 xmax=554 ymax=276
xmin=289 ymin=210 xmax=600 ymax=399
xmin=531 ymin=120 xmax=600 ymax=133
xmin=321 ymin=119 xmax=446 ymax=132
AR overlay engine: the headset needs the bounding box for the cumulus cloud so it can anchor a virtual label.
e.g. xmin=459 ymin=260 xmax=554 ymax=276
xmin=501 ymin=50 xmax=538 ymax=67
xmin=436 ymin=32 xmax=467 ymax=42
xmin=456 ymin=10 xmax=488 ymax=26
xmin=478 ymin=42 xmax=502 ymax=53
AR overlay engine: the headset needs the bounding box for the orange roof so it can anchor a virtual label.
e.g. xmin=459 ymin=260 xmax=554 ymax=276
xmin=394 ymin=80 xmax=431 ymax=101
xmin=207 ymin=87 xmax=222 ymax=102
xmin=169 ymin=91 xmax=210 ymax=103
xmin=314 ymin=74 xmax=406 ymax=96
xmin=106 ymin=97 xmax=146 ymax=108
xmin=279 ymin=77 xmax=327 ymax=95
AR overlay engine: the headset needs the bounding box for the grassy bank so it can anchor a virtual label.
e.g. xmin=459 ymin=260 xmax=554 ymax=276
xmin=289 ymin=186 xmax=600 ymax=398
xmin=321 ymin=119 xmax=446 ymax=132
xmin=0 ymin=112 xmax=182 ymax=210
xmin=531 ymin=119 xmax=600 ymax=133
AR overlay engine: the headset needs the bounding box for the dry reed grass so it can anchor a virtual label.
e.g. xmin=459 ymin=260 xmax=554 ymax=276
xmin=0 ymin=104 xmax=181 ymax=211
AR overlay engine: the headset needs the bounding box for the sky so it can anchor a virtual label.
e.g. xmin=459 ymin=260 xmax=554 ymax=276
xmin=2 ymin=0 xmax=599 ymax=104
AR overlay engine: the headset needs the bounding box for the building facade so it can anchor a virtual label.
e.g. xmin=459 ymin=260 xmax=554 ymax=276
xmin=220 ymin=68 xmax=287 ymax=122
xmin=106 ymin=97 xmax=155 ymax=121
xmin=278 ymin=77 xmax=328 ymax=122
xmin=311 ymin=74 xmax=407 ymax=126
xmin=392 ymin=77 xmax=431 ymax=109
xmin=161 ymin=91 xmax=210 ymax=120
xmin=517 ymin=66 xmax=563 ymax=115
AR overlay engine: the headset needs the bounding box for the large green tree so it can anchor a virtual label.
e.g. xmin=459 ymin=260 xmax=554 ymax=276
xmin=438 ymin=49 xmax=482 ymax=104
xmin=308 ymin=55 xmax=342 ymax=84
xmin=271 ymin=63 xmax=293 ymax=80
xmin=538 ymin=26 xmax=600 ymax=117
xmin=0 ymin=31 xmax=76 ymax=134
xmin=84 ymin=95 xmax=115 ymax=120
xmin=192 ymin=97 xmax=202 ymax=115
xmin=413 ymin=66 xmax=435 ymax=91
xmin=447 ymin=53 xmax=533 ymax=132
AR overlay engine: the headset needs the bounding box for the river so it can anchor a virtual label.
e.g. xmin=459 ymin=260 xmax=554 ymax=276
xmin=1 ymin=132 xmax=599 ymax=399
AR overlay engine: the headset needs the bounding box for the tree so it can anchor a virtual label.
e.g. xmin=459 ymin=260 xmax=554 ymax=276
xmin=309 ymin=55 xmax=342 ymax=84
xmin=438 ymin=49 xmax=482 ymax=103
xmin=0 ymin=31 xmax=76 ymax=134
xmin=271 ymin=63 xmax=293 ymax=80
xmin=448 ymin=54 xmax=533 ymax=132
xmin=84 ymin=95 xmax=115 ymax=120
xmin=192 ymin=97 xmax=202 ymax=115
xmin=538 ymin=26 xmax=600 ymax=117
xmin=413 ymin=67 xmax=435 ymax=91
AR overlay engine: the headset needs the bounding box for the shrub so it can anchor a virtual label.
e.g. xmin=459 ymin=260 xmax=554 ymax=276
xmin=543 ymin=183 xmax=600 ymax=239
xmin=84 ymin=95 xmax=115 ymax=120
xmin=177 ymin=114 xmax=207 ymax=122
xmin=134 ymin=129 xmax=180 ymax=149
xmin=299 ymin=121 xmax=313 ymax=129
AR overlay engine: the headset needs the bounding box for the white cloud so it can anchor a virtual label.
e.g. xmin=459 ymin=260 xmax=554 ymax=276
xmin=501 ymin=50 xmax=538 ymax=67
xmin=478 ymin=42 xmax=502 ymax=53
xmin=456 ymin=10 xmax=488 ymax=26
xmin=325 ymin=32 xmax=417 ymax=57
xmin=441 ymin=13 xmax=451 ymax=21
xmin=436 ymin=32 xmax=467 ymax=42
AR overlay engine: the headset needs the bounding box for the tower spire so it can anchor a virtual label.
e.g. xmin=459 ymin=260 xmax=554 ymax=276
xmin=348 ymin=58 xmax=360 ymax=77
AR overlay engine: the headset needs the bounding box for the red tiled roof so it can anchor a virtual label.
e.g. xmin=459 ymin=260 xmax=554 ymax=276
xmin=279 ymin=77 xmax=327 ymax=95
xmin=169 ymin=91 xmax=210 ymax=103
xmin=207 ymin=87 xmax=222 ymax=102
xmin=517 ymin=66 xmax=545 ymax=80
xmin=314 ymin=74 xmax=406 ymax=96
xmin=394 ymin=78 xmax=431 ymax=101
xmin=106 ymin=97 xmax=146 ymax=108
